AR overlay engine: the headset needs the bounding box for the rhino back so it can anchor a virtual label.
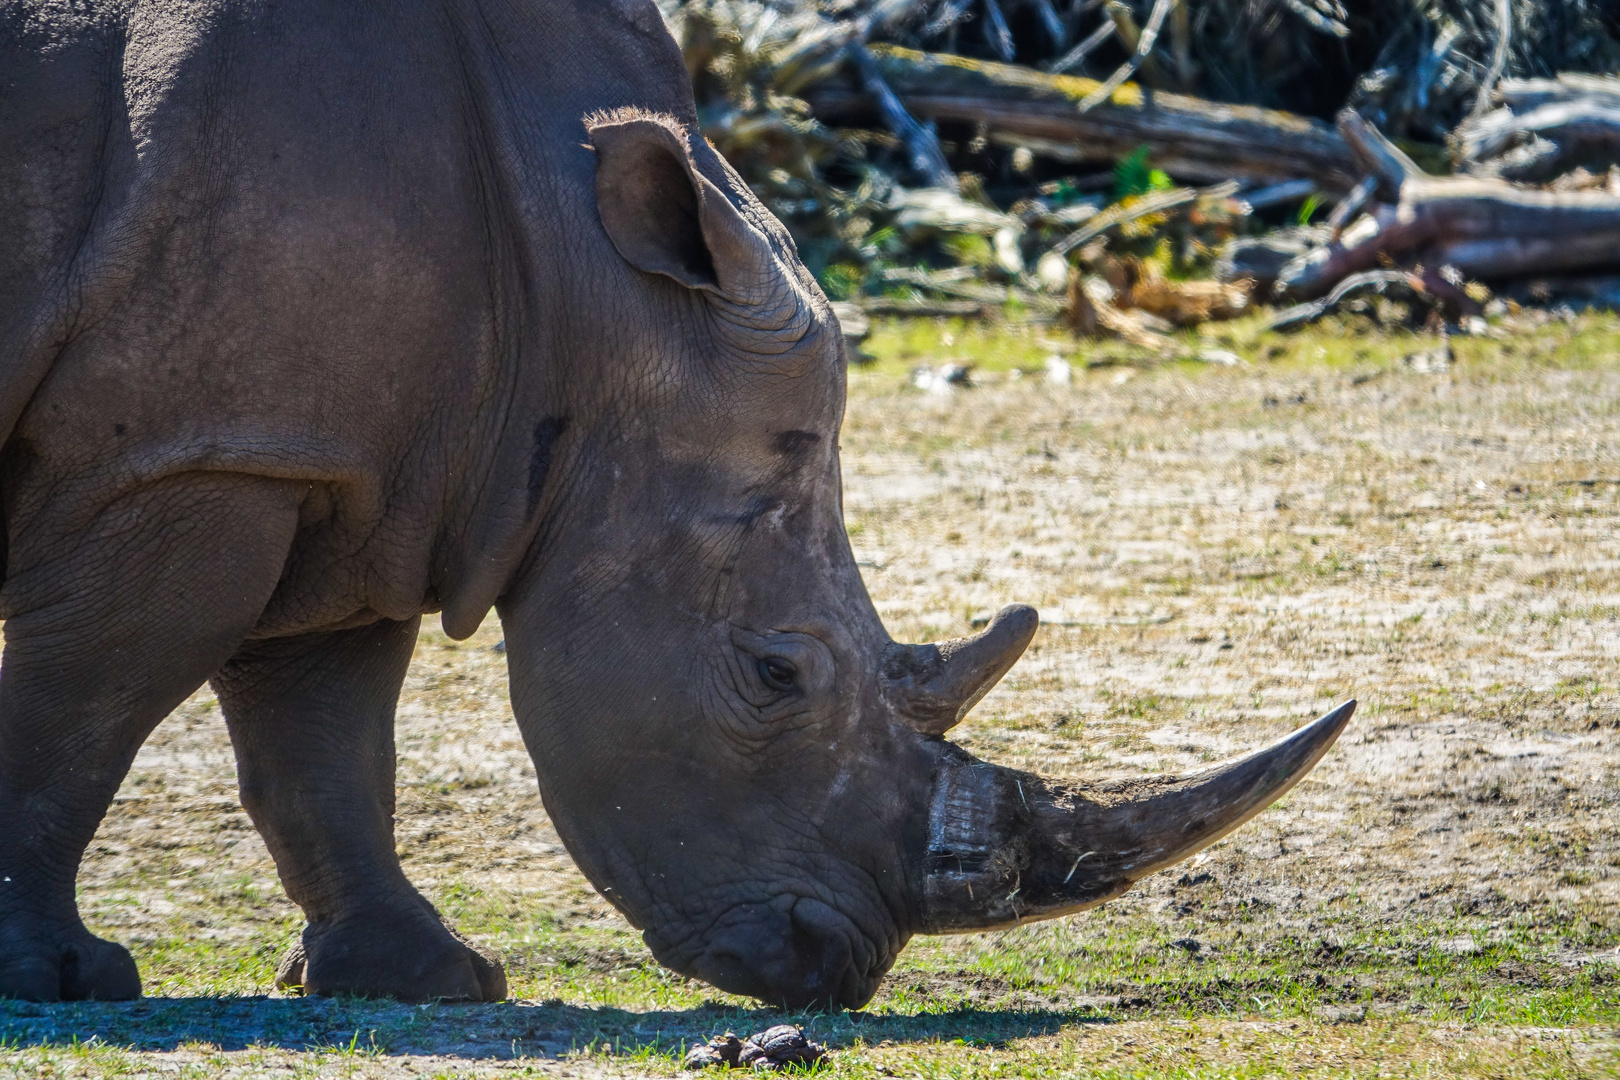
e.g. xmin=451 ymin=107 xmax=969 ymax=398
xmin=0 ymin=0 xmax=696 ymax=634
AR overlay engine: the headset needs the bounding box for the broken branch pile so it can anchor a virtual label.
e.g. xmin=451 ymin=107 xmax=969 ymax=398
xmin=1287 ymin=111 xmax=1620 ymax=292
xmin=659 ymin=0 xmax=1620 ymax=346
xmin=1458 ymin=74 xmax=1620 ymax=182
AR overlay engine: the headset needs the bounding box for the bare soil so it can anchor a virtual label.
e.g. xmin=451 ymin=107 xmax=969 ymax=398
xmin=2 ymin=320 xmax=1618 ymax=1077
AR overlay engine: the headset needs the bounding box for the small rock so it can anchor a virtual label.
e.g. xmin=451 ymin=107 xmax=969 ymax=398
xmin=910 ymin=366 xmax=943 ymax=393
xmin=1402 ymin=336 xmax=1452 ymax=373
xmin=1044 ymin=355 xmax=1072 ymax=385
xmin=685 ymin=1045 xmax=724 ymax=1069
xmin=993 ymin=226 xmax=1024 ymax=277
xmin=1035 ymin=251 xmax=1071 ymax=293
xmin=492 ymin=639 xmax=506 ymax=654
xmin=1317 ymin=1004 xmax=1368 ymax=1023
xmin=1436 ymin=935 xmax=1479 ymax=956
xmin=911 ymin=364 xmax=973 ymax=394
xmin=1168 ymin=937 xmax=1202 ymax=954
xmin=1195 ymin=348 xmax=1242 ymax=367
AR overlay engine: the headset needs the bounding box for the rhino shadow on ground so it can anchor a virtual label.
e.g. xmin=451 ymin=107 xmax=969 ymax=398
xmin=0 ymin=996 xmax=1112 ymax=1058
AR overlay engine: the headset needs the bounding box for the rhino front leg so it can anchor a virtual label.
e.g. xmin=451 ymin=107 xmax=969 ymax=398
xmin=0 ymin=474 xmax=303 ymax=1001
xmin=213 ymin=617 xmax=506 ymax=1003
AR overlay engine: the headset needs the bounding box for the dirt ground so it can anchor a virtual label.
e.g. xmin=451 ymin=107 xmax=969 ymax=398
xmin=1 ymin=317 xmax=1617 ymax=1077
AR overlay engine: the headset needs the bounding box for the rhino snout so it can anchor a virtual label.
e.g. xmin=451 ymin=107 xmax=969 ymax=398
xmin=648 ymin=894 xmax=887 ymax=1011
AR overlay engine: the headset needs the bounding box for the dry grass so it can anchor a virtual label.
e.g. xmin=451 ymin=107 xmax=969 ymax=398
xmin=3 ymin=312 xmax=1619 ymax=1077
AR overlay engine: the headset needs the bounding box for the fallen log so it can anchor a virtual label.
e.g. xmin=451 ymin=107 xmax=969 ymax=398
xmin=1278 ymin=111 xmax=1620 ymax=297
xmin=1066 ymin=274 xmax=1175 ymax=350
xmin=1494 ymin=74 xmax=1620 ymax=112
xmin=860 ymin=297 xmax=987 ymax=317
xmin=803 ymin=45 xmax=1360 ymax=189
xmin=1460 ymin=101 xmax=1620 ymax=162
xmin=1458 ymin=74 xmax=1620 ymax=181
xmin=876 ymin=266 xmax=1016 ymax=305
xmin=1459 ymin=101 xmax=1620 ymax=181
xmin=1239 ymin=179 xmax=1317 ymax=212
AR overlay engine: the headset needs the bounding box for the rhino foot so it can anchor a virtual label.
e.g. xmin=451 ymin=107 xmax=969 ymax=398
xmin=0 ymin=927 xmax=140 ymax=1002
xmin=276 ymin=909 xmax=506 ymax=1002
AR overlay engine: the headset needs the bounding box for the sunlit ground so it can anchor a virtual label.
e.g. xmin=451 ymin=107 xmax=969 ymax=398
xmin=3 ymin=313 xmax=1618 ymax=1078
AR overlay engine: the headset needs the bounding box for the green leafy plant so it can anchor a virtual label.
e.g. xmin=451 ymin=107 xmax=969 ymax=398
xmin=943 ymin=233 xmax=995 ymax=268
xmin=818 ymin=262 xmax=864 ymax=300
xmin=1297 ymin=192 xmax=1323 ymax=225
xmin=1113 ymin=146 xmax=1173 ymax=202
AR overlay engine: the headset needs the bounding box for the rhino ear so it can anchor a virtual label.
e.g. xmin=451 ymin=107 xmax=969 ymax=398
xmin=587 ymin=112 xmax=781 ymax=306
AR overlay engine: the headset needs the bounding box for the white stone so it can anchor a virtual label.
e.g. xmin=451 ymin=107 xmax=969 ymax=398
xmin=1035 ymin=251 xmax=1071 ymax=293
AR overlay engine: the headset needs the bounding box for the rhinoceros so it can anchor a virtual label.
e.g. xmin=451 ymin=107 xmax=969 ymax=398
xmin=0 ymin=0 xmax=1353 ymax=1009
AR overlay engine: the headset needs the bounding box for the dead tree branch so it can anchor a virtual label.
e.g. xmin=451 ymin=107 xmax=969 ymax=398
xmin=806 ymin=45 xmax=1360 ymax=187
xmin=1279 ymin=110 xmax=1620 ymax=296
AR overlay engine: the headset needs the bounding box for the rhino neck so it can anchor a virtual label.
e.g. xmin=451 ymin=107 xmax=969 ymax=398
xmin=434 ymin=407 xmax=572 ymax=640
xmin=429 ymin=0 xmax=704 ymax=638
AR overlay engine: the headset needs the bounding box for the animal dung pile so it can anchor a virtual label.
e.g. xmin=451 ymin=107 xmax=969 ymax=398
xmin=683 ymin=1025 xmax=828 ymax=1070
xmin=658 ymin=0 xmax=1620 ymax=337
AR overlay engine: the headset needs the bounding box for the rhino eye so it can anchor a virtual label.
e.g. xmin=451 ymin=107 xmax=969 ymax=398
xmin=757 ymin=656 xmax=797 ymax=693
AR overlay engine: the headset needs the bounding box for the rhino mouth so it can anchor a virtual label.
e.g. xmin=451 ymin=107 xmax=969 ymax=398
xmin=644 ymin=893 xmax=892 ymax=1010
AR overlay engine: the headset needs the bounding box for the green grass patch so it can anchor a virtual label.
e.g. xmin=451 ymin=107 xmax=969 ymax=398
xmin=6 ymin=876 xmax=1615 ymax=1077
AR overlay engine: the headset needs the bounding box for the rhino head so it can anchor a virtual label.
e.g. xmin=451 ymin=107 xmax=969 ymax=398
xmin=490 ymin=110 xmax=1353 ymax=1010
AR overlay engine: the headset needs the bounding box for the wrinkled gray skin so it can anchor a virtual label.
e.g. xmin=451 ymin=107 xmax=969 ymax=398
xmin=0 ymin=0 xmax=1352 ymax=1009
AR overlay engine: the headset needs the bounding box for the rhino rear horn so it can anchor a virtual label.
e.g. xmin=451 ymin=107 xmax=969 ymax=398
xmin=883 ymin=605 xmax=1039 ymax=736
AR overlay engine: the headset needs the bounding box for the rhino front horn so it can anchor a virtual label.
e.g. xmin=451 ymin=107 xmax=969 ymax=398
xmin=882 ymin=605 xmax=1039 ymax=736
xmin=918 ymin=699 xmax=1356 ymax=932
